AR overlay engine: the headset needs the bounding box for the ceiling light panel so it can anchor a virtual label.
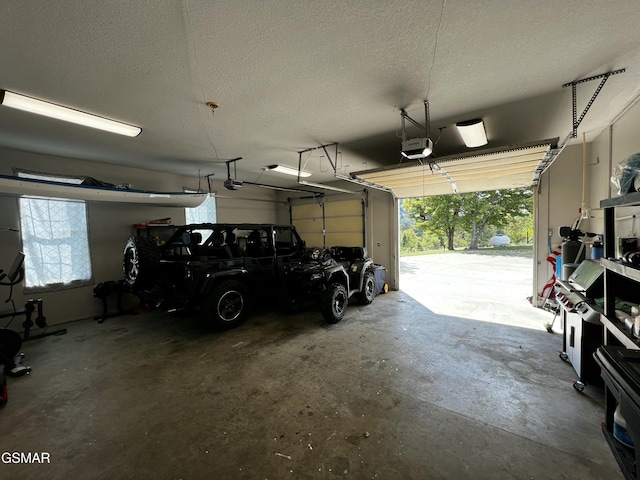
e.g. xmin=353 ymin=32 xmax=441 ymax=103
xmin=456 ymin=119 xmax=488 ymax=148
xmin=0 ymin=90 xmax=141 ymax=137
xmin=266 ymin=164 xmax=311 ymax=177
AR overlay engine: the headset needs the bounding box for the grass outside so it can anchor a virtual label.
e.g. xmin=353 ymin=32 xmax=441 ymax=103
xmin=400 ymin=244 xmax=533 ymax=258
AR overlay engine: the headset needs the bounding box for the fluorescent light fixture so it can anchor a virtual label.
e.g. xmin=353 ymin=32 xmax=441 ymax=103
xmin=0 ymin=89 xmax=141 ymax=137
xmin=455 ymin=118 xmax=487 ymax=148
xmin=266 ymin=164 xmax=311 ymax=177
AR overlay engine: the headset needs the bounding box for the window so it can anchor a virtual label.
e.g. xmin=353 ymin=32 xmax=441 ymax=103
xmin=17 ymin=171 xmax=93 ymax=292
xmin=185 ymin=193 xmax=216 ymax=224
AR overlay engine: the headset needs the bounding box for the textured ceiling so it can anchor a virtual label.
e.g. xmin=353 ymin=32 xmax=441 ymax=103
xmin=1 ymin=1 xmax=640 ymax=192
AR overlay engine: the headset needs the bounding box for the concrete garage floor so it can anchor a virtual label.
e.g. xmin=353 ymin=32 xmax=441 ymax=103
xmin=0 ymin=253 xmax=623 ymax=480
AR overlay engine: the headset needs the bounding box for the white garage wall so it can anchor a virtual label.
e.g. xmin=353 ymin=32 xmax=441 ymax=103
xmin=367 ymin=188 xmax=397 ymax=290
xmin=0 ymin=147 xmax=279 ymax=326
xmin=583 ymin=127 xmax=613 ymax=235
xmin=587 ymin=96 xmax=640 ymax=249
xmin=610 ymin=98 xmax=640 ymax=175
xmin=215 ymin=189 xmax=279 ymax=224
xmin=534 ymin=93 xmax=640 ymax=306
xmin=534 ymin=144 xmax=585 ymax=305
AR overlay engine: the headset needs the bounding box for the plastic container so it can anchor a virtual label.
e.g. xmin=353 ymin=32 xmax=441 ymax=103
xmin=590 ymin=242 xmax=603 ymax=260
xmin=614 ymin=405 xmax=635 ymax=448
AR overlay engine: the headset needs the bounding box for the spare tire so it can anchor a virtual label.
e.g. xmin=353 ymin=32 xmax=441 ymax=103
xmin=123 ymin=236 xmax=161 ymax=289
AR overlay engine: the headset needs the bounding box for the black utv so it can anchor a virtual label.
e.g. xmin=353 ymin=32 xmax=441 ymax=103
xmin=279 ymin=246 xmax=379 ymax=323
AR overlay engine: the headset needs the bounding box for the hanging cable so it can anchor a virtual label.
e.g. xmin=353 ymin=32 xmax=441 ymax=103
xmin=251 ymin=168 xmax=266 ymax=183
xmin=425 ymin=0 xmax=447 ymax=100
xmin=425 ymin=100 xmax=430 ymax=139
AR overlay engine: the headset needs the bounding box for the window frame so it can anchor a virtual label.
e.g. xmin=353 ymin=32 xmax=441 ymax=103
xmin=15 ymin=169 xmax=94 ymax=293
xmin=184 ymin=189 xmax=217 ymax=224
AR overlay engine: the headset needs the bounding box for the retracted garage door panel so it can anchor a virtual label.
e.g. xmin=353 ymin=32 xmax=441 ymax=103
xmin=291 ymin=202 xmax=324 ymax=248
xmin=291 ymin=197 xmax=364 ymax=248
xmin=325 ymin=199 xmax=363 ymax=247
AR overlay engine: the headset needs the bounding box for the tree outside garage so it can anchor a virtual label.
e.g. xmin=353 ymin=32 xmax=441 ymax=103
xmin=401 ymin=188 xmax=533 ymax=253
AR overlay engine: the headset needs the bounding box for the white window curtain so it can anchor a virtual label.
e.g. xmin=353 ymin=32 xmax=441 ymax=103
xmin=185 ymin=193 xmax=216 ymax=224
xmin=17 ymin=171 xmax=93 ymax=292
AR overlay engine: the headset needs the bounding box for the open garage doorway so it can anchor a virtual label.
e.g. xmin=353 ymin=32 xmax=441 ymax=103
xmin=398 ymin=190 xmax=555 ymax=331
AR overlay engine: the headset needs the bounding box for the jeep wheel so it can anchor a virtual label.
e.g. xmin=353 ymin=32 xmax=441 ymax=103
xmin=123 ymin=236 xmax=160 ymax=289
xmin=321 ymin=283 xmax=348 ymax=324
xmin=203 ymin=280 xmax=247 ymax=330
xmin=356 ymin=271 xmax=376 ymax=305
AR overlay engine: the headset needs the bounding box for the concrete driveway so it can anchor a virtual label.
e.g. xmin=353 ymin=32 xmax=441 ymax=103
xmin=400 ymin=252 xmax=556 ymax=331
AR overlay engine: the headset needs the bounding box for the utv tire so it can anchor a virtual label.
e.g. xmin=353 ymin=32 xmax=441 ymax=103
xmin=356 ymin=271 xmax=376 ymax=305
xmin=123 ymin=236 xmax=161 ymax=289
xmin=203 ymin=280 xmax=247 ymax=330
xmin=321 ymin=283 xmax=348 ymax=324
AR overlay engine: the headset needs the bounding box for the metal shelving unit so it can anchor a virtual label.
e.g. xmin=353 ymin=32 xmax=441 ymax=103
xmin=598 ymin=194 xmax=640 ymax=479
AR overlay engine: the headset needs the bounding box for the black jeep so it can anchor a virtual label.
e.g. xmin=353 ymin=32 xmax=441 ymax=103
xmin=122 ymin=223 xmax=306 ymax=329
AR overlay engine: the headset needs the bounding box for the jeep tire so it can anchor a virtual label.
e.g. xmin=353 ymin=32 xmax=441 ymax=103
xmin=203 ymin=280 xmax=247 ymax=330
xmin=123 ymin=236 xmax=161 ymax=289
xmin=321 ymin=282 xmax=348 ymax=324
xmin=356 ymin=271 xmax=376 ymax=305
